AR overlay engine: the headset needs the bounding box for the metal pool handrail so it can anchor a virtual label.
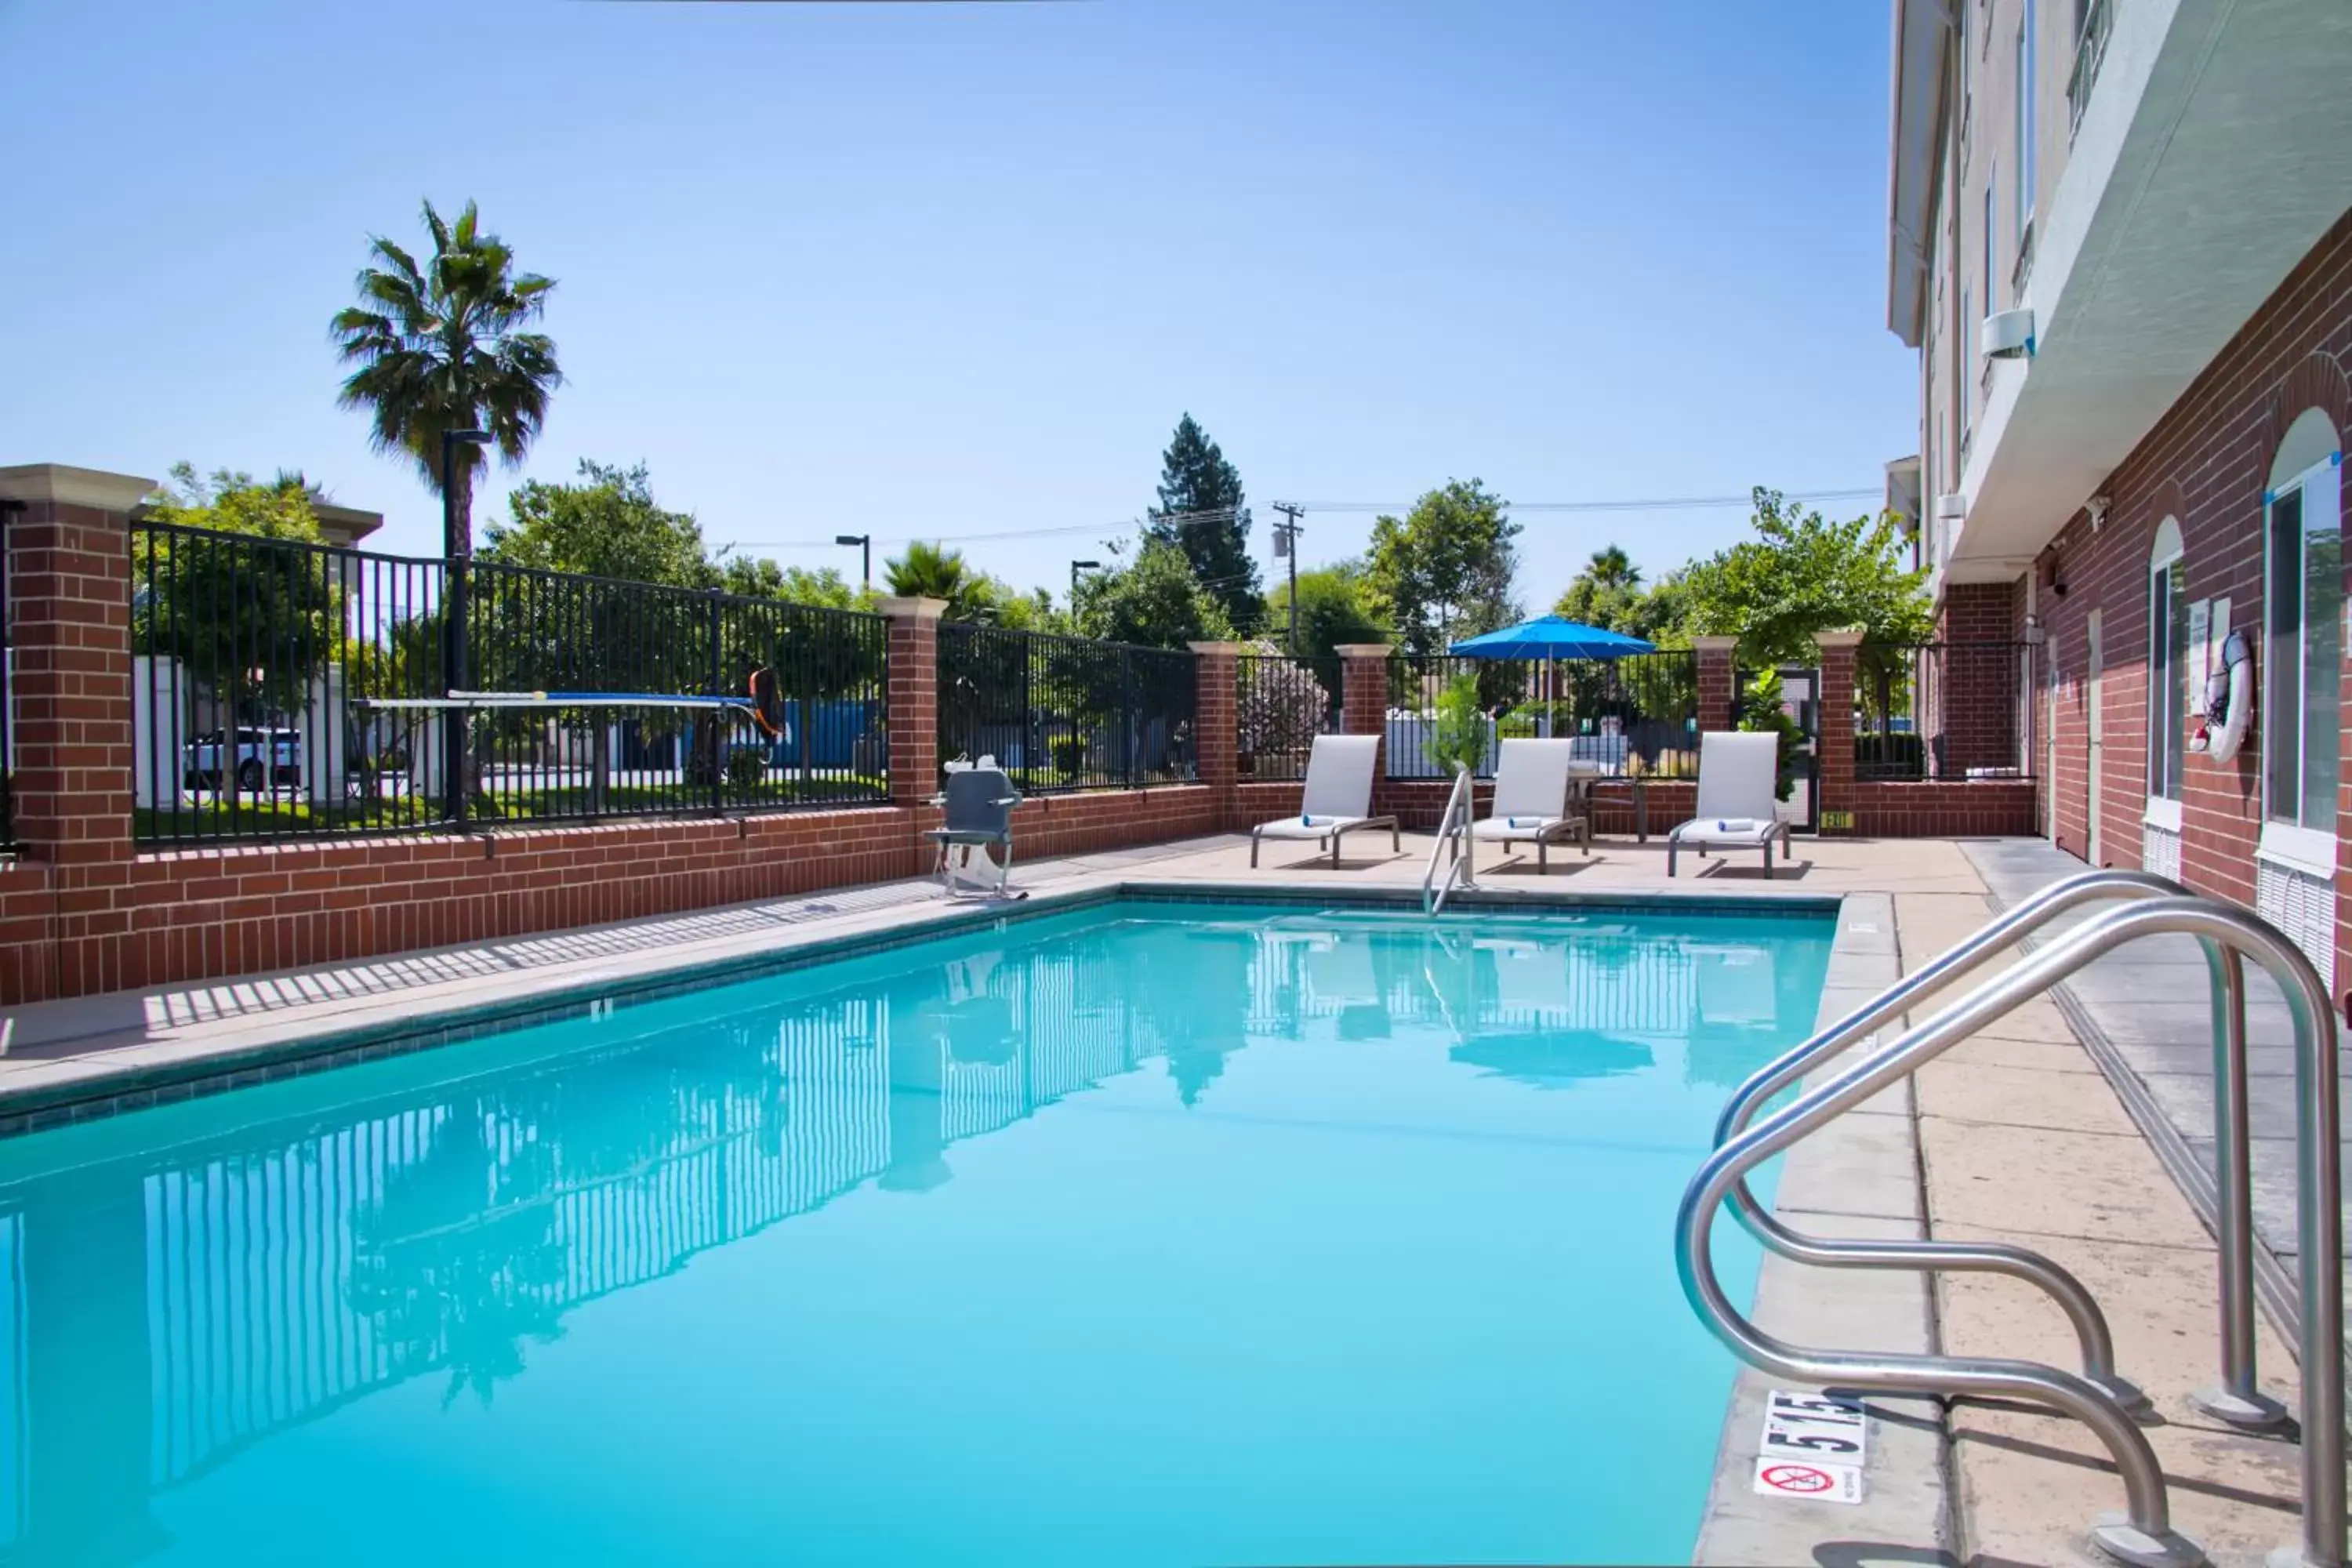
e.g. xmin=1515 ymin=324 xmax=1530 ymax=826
xmin=1679 ymin=895 xmax=2345 ymax=1568
xmin=1422 ymin=764 xmax=1475 ymax=916
xmin=1712 ymin=869 xmax=2179 ymax=1410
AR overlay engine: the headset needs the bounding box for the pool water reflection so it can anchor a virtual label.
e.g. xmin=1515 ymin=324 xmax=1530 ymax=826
xmin=0 ymin=901 xmax=1831 ymax=1566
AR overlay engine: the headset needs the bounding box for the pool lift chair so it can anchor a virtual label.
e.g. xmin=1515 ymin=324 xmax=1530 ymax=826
xmin=930 ymin=757 xmax=1027 ymax=901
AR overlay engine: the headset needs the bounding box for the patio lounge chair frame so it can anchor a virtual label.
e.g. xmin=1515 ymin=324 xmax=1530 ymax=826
xmin=1250 ymin=734 xmax=1399 ymax=869
xmin=1666 ymin=731 xmax=1792 ymax=877
xmin=1468 ymin=738 xmax=1592 ymax=870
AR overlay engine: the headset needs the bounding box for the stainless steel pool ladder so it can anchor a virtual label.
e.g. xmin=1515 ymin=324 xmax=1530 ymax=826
xmin=1677 ymin=882 xmax=2345 ymax=1568
xmin=1421 ymin=764 xmax=1475 ymax=916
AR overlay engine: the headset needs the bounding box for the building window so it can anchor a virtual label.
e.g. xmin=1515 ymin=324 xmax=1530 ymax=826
xmin=1960 ymin=285 xmax=1973 ymax=446
xmin=2145 ymin=517 xmax=2187 ymax=817
xmin=2017 ymin=0 xmax=2038 ymax=250
xmin=2263 ymin=413 xmax=2343 ymax=847
xmin=1983 ymin=169 xmax=1998 ymax=317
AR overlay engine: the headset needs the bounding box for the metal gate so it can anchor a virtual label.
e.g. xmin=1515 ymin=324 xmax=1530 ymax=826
xmin=1737 ymin=665 xmax=1820 ymax=833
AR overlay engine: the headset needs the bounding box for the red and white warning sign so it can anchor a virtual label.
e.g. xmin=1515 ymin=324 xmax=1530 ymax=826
xmin=1752 ymin=1457 xmax=1864 ymax=1504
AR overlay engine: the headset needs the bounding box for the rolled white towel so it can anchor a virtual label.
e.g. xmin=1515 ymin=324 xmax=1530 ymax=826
xmin=1707 ymin=818 xmax=1760 ymax=833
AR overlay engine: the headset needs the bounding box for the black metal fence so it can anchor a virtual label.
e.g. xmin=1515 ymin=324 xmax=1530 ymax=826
xmin=1853 ymin=641 xmax=2034 ymax=781
xmin=1382 ymin=650 xmax=1701 ymax=779
xmin=129 ymin=520 xmax=890 ymax=845
xmin=1235 ymin=652 xmax=1337 ymax=782
xmin=935 ymin=621 xmax=1196 ymax=793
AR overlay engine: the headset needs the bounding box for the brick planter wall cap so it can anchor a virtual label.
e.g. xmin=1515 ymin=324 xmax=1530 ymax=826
xmin=873 ymin=596 xmax=948 ymax=619
xmin=0 ymin=463 xmax=158 ymax=511
xmin=1813 ymin=628 xmax=1867 ymax=648
xmin=1691 ymin=634 xmax=1740 ymax=652
xmin=1334 ymin=643 xmax=1394 ymax=657
xmin=1187 ymin=641 xmax=1244 ymax=655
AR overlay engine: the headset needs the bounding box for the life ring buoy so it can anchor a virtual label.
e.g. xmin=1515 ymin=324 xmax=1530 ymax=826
xmin=746 ymin=666 xmax=788 ymax=739
xmin=2190 ymin=629 xmax=2252 ymax=763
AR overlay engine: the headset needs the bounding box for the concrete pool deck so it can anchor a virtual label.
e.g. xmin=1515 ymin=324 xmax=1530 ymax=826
xmin=0 ymin=827 xmax=2325 ymax=1564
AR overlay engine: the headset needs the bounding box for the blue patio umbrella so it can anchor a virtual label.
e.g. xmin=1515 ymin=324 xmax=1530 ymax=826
xmin=1449 ymin=615 xmax=1655 ymax=738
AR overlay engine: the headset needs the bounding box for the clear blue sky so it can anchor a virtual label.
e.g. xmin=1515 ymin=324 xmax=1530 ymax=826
xmin=0 ymin=0 xmax=1911 ymax=606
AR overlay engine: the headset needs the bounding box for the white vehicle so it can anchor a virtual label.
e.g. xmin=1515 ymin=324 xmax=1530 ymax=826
xmin=183 ymin=728 xmax=301 ymax=793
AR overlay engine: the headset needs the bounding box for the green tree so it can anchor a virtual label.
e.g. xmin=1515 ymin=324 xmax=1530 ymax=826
xmin=1366 ymin=479 xmax=1521 ymax=657
xmin=1265 ymin=559 xmax=1390 ymax=696
xmin=1679 ymin=488 xmax=1932 ymax=665
xmin=332 ymin=198 xmax=561 ymax=546
xmin=1072 ymin=536 xmax=1235 ymax=649
xmin=483 ymin=460 xmax=713 ymax=586
xmin=1145 ymin=414 xmax=1260 ymax=634
xmin=1554 ymin=546 xmax=1690 ymax=644
xmin=718 ymin=557 xmax=865 ymax=610
xmin=136 ymin=466 xmax=339 ymax=762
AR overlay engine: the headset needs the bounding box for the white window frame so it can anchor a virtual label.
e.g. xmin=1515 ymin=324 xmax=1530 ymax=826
xmin=2143 ymin=517 xmax=2185 ymax=831
xmin=1983 ymin=168 xmax=1998 ymax=319
xmin=2259 ymin=441 xmax=2344 ymax=876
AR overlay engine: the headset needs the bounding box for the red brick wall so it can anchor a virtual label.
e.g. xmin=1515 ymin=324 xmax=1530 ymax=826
xmin=5 ymin=499 xmax=138 ymax=1000
xmin=1856 ymin=781 xmax=2038 ymax=837
xmin=2034 ymin=207 xmax=2350 ymax=928
xmin=0 ymin=783 xmax=1232 ymax=1004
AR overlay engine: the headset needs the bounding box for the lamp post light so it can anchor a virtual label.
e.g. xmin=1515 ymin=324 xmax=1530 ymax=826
xmin=440 ymin=428 xmax=491 ymax=826
xmin=836 ymin=534 xmax=872 ymax=590
xmin=1069 ymin=559 xmax=1102 ymax=602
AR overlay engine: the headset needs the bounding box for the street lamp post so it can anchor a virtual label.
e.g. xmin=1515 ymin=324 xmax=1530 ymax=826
xmin=836 ymin=534 xmax=872 ymax=591
xmin=441 ymin=428 xmax=491 ymax=826
xmin=1069 ymin=559 xmax=1102 ymax=603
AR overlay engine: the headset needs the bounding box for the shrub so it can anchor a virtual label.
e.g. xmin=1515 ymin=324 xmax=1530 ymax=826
xmin=1423 ymin=673 xmax=1490 ymax=777
xmin=1735 ymin=670 xmax=1803 ymax=800
xmin=725 ymin=746 xmax=770 ymax=796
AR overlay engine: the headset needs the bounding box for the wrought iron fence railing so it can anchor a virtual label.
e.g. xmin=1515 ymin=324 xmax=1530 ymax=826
xmin=1235 ymin=652 xmax=1338 ymax=782
xmin=129 ymin=519 xmax=890 ymax=845
xmin=1381 ymin=649 xmax=1701 ymax=780
xmin=1853 ymin=641 xmax=2036 ymax=782
xmin=935 ymin=621 xmax=1196 ymax=793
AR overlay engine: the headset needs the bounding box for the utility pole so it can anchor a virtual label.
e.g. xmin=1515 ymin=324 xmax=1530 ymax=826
xmin=1271 ymin=503 xmax=1305 ymax=655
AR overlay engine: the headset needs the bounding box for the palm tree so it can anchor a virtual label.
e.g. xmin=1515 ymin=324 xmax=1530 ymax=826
xmin=331 ymin=200 xmax=561 ymax=546
xmin=1584 ymin=545 xmax=1642 ymax=592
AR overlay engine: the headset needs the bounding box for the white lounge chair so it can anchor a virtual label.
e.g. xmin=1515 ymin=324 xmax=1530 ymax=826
xmin=1250 ymin=734 xmax=1399 ymax=868
xmin=1467 ymin=738 xmax=1590 ymax=869
xmin=1666 ymin=732 xmax=1793 ymax=877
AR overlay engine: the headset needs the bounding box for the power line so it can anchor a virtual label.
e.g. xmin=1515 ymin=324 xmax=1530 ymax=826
xmin=721 ymin=487 xmax=1882 ymax=554
xmin=1266 ymin=488 xmax=1881 ymax=514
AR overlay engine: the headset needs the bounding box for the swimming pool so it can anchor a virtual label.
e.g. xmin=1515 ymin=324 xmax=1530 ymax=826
xmin=0 ymin=898 xmax=1833 ymax=1566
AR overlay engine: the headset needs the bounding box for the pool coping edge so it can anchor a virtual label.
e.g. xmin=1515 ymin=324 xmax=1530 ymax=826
xmin=1688 ymin=889 xmax=1956 ymax=1566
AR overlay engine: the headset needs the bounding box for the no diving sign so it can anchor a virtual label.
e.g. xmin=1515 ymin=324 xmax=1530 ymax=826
xmin=1753 ymin=1458 xmax=1864 ymax=1504
xmin=1751 ymin=1390 xmax=1867 ymax=1504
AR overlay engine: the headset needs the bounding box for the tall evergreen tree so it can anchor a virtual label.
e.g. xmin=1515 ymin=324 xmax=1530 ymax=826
xmin=1145 ymin=414 xmax=1261 ymax=634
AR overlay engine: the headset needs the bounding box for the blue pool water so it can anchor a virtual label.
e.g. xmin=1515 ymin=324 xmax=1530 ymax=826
xmin=0 ymin=899 xmax=1832 ymax=1566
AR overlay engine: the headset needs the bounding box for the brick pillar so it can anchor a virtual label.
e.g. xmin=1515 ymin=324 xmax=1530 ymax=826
xmin=1188 ymin=641 xmax=1238 ymax=825
xmin=1693 ymin=635 xmax=1739 ymax=732
xmin=1814 ymin=628 xmax=1864 ymax=836
xmin=1337 ymin=644 xmax=1392 ymax=777
xmin=0 ymin=464 xmax=152 ymax=999
xmin=879 ymin=597 xmax=946 ymax=811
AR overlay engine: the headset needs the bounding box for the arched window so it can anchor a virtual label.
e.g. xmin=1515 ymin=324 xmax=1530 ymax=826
xmin=2262 ymin=408 xmax=2343 ymax=860
xmin=2145 ymin=516 xmax=2187 ymax=820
